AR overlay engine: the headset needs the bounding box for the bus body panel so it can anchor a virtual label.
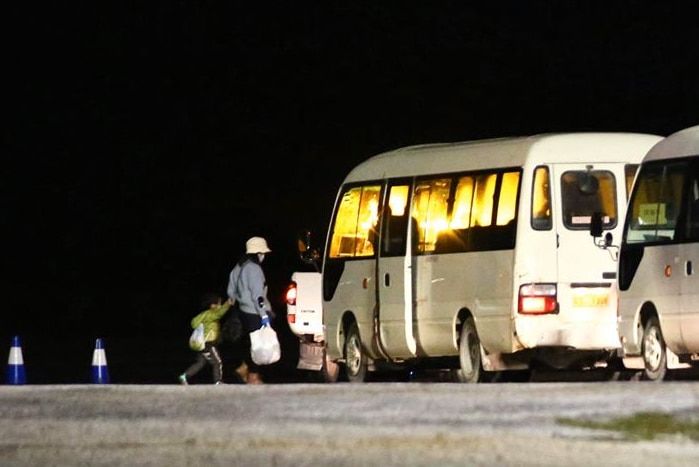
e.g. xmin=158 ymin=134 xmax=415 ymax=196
xmin=324 ymin=259 xmax=376 ymax=360
xmin=443 ymin=250 xmax=516 ymax=353
xmin=618 ymin=244 xmax=683 ymax=353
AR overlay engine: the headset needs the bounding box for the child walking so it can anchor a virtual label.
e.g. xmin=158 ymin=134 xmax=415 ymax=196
xmin=179 ymin=292 xmax=230 ymax=385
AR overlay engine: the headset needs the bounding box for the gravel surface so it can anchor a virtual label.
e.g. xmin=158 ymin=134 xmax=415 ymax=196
xmin=1 ymin=382 xmax=698 ymax=466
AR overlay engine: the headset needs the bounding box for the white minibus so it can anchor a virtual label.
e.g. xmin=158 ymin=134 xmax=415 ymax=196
xmin=614 ymin=125 xmax=699 ymax=381
xmin=288 ymin=132 xmax=662 ymax=382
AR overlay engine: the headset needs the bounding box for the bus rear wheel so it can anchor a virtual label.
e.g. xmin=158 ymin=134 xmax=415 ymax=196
xmin=454 ymin=317 xmax=484 ymax=383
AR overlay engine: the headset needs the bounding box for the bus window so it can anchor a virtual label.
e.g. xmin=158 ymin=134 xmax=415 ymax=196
xmin=471 ymin=173 xmax=497 ymax=227
xmin=381 ymin=184 xmax=411 ymax=257
xmin=469 ymin=171 xmax=519 ymax=251
xmin=412 ymin=178 xmax=451 ymax=253
xmin=329 ymin=185 xmax=381 ymax=258
xmin=497 ymin=171 xmax=519 ymax=226
xmin=451 ymin=176 xmax=474 ymax=229
xmin=626 ymin=162 xmax=686 ymax=244
xmin=561 ymin=170 xmax=617 ymax=230
xmin=532 ymin=166 xmax=552 ymax=230
xmin=431 ymin=170 xmax=520 ymax=254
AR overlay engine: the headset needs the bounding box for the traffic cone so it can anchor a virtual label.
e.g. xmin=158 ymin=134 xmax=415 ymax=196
xmin=90 ymin=338 xmax=110 ymax=384
xmin=6 ymin=335 xmax=27 ymax=385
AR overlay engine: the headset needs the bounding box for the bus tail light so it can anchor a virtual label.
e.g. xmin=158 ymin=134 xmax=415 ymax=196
xmin=518 ymin=283 xmax=558 ymax=315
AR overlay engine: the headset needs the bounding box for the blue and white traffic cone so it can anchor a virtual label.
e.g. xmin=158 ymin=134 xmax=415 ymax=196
xmin=90 ymin=338 xmax=110 ymax=384
xmin=6 ymin=335 xmax=27 ymax=385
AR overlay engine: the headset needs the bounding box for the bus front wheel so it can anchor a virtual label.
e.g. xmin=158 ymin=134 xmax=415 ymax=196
xmin=344 ymin=322 xmax=368 ymax=383
xmin=642 ymin=316 xmax=668 ymax=381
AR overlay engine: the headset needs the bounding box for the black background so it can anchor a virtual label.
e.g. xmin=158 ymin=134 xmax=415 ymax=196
xmin=4 ymin=3 xmax=698 ymax=383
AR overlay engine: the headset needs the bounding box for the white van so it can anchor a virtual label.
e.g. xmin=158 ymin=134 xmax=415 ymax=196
xmin=614 ymin=125 xmax=699 ymax=381
xmin=287 ymin=132 xmax=662 ymax=382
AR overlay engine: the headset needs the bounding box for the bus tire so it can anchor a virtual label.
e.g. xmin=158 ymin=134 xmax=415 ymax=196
xmin=642 ymin=316 xmax=668 ymax=382
xmin=454 ymin=317 xmax=484 ymax=383
xmin=344 ymin=322 xmax=367 ymax=383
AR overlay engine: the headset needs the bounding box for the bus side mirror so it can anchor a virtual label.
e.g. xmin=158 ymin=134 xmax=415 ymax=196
xmin=590 ymin=212 xmax=604 ymax=238
xmin=604 ymin=232 xmax=613 ymax=247
xmin=590 ymin=212 xmax=615 ymax=255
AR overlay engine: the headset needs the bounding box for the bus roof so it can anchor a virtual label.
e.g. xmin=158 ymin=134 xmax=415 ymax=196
xmin=643 ymin=125 xmax=699 ymax=162
xmin=344 ymin=132 xmax=663 ymax=183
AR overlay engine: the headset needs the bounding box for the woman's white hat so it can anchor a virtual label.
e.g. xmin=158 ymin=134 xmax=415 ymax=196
xmin=246 ymin=236 xmax=272 ymax=254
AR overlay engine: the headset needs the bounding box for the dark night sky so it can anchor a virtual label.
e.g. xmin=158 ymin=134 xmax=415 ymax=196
xmin=4 ymin=3 xmax=698 ymax=381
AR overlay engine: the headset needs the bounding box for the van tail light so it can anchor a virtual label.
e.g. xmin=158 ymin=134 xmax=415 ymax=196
xmin=285 ymin=281 xmax=298 ymax=324
xmin=518 ymin=283 xmax=558 ymax=315
xmin=285 ymin=281 xmax=298 ymax=306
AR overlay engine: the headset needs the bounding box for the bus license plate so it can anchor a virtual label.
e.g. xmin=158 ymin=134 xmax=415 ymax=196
xmin=572 ymin=294 xmax=609 ymax=307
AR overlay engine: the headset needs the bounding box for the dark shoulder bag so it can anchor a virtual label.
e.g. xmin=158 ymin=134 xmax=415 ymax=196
xmin=219 ymin=301 xmax=243 ymax=345
xmin=218 ymin=263 xmax=246 ymax=345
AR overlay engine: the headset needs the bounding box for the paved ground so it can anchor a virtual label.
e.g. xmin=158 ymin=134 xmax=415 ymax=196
xmin=1 ymin=382 xmax=698 ymax=466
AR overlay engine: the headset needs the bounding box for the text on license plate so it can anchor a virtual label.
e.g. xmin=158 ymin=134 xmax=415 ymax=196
xmin=572 ymin=294 xmax=609 ymax=307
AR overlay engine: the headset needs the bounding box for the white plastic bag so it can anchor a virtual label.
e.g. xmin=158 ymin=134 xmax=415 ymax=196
xmin=249 ymin=324 xmax=281 ymax=365
xmin=189 ymin=323 xmax=205 ymax=351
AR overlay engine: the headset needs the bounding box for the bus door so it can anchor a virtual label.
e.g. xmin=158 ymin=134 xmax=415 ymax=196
xmin=322 ymin=183 xmax=382 ymax=360
xmin=553 ymin=163 xmax=623 ymax=346
xmin=376 ymin=180 xmax=417 ymax=358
